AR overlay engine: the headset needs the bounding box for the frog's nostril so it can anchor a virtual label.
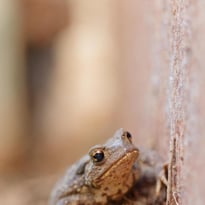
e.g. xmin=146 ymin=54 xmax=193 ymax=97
xmin=123 ymin=131 xmax=132 ymax=142
xmin=126 ymin=132 xmax=132 ymax=139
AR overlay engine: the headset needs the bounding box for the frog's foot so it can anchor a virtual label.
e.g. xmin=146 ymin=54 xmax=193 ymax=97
xmin=156 ymin=163 xmax=168 ymax=197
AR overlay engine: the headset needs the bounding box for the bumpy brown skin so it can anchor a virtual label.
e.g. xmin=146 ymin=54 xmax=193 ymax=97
xmin=50 ymin=129 xmax=166 ymax=205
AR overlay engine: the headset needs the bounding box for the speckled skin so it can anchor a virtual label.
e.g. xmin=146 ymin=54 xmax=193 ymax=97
xmin=50 ymin=129 xmax=139 ymax=205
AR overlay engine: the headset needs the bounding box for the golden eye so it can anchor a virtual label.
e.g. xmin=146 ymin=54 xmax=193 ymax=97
xmin=91 ymin=150 xmax=105 ymax=163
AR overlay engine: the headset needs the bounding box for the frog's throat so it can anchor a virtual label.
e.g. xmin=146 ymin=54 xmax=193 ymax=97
xmin=93 ymin=149 xmax=139 ymax=186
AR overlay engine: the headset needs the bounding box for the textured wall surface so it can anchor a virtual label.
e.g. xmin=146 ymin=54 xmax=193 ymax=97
xmin=153 ymin=0 xmax=205 ymax=204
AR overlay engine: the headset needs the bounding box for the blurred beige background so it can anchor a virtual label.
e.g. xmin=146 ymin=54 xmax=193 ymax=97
xmin=0 ymin=0 xmax=204 ymax=204
xmin=0 ymin=0 xmax=156 ymax=176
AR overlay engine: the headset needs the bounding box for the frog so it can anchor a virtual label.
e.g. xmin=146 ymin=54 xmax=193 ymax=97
xmin=50 ymin=128 xmax=167 ymax=205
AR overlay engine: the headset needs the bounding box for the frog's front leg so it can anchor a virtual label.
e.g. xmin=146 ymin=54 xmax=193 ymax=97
xmin=130 ymin=149 xmax=167 ymax=204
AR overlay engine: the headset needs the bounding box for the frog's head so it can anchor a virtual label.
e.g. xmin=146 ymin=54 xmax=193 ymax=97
xmin=84 ymin=128 xmax=139 ymax=198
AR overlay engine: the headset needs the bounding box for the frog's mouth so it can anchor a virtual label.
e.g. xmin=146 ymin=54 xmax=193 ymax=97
xmin=93 ymin=149 xmax=139 ymax=187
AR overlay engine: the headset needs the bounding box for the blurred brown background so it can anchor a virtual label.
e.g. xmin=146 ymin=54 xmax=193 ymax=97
xmin=0 ymin=0 xmax=205 ymax=204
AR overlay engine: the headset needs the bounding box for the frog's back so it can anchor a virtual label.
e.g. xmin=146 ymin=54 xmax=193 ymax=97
xmin=50 ymin=155 xmax=89 ymax=205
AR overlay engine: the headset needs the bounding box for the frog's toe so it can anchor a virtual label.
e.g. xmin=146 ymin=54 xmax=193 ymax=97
xmin=156 ymin=162 xmax=168 ymax=196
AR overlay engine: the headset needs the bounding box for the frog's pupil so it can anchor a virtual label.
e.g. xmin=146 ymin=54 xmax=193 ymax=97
xmin=93 ymin=151 xmax=104 ymax=162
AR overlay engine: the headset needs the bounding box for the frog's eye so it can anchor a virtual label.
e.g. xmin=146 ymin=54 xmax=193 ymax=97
xmin=123 ymin=131 xmax=132 ymax=142
xmin=90 ymin=149 xmax=105 ymax=163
